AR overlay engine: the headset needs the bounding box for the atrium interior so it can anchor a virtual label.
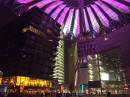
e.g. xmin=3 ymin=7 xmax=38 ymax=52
xmin=0 ymin=0 xmax=130 ymax=97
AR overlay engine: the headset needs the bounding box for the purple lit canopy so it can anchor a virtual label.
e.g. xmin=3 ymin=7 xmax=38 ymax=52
xmin=17 ymin=0 xmax=130 ymax=38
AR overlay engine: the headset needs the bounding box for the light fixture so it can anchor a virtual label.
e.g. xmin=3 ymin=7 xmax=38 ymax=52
xmin=101 ymin=72 xmax=109 ymax=80
xmin=104 ymin=37 xmax=108 ymax=41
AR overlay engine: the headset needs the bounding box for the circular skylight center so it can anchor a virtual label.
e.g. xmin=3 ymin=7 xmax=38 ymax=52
xmin=61 ymin=0 xmax=98 ymax=7
xmin=17 ymin=0 xmax=130 ymax=39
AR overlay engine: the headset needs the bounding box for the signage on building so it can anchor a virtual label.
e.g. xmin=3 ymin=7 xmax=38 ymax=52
xmin=22 ymin=26 xmax=47 ymax=38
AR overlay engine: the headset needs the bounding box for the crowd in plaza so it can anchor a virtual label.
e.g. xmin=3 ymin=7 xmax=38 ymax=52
xmin=0 ymin=92 xmax=76 ymax=97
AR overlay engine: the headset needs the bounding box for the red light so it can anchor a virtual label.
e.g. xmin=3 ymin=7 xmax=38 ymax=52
xmin=124 ymin=87 xmax=129 ymax=90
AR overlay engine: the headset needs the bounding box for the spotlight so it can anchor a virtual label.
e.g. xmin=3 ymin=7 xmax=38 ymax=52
xmin=104 ymin=37 xmax=108 ymax=41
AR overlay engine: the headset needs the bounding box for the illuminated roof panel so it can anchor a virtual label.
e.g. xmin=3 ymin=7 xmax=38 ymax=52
xmin=83 ymin=9 xmax=90 ymax=31
xmin=63 ymin=9 xmax=74 ymax=35
xmin=17 ymin=0 xmax=34 ymax=4
xmin=57 ymin=7 xmax=70 ymax=24
xmin=28 ymin=0 xmax=57 ymax=9
xmin=17 ymin=0 xmax=130 ymax=38
xmin=87 ymin=7 xmax=100 ymax=33
xmin=102 ymin=0 xmax=130 ymax=13
xmin=95 ymin=1 xmax=119 ymax=21
xmin=125 ymin=0 xmax=130 ymax=3
xmin=51 ymin=4 xmax=66 ymax=19
xmin=91 ymin=4 xmax=109 ymax=28
xmin=44 ymin=1 xmax=64 ymax=14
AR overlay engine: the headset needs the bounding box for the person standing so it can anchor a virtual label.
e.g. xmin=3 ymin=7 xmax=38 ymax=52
xmin=107 ymin=92 xmax=111 ymax=97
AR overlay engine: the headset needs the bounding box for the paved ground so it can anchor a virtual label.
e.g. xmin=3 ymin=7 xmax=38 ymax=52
xmin=71 ymin=95 xmax=130 ymax=97
xmin=72 ymin=96 xmax=107 ymax=97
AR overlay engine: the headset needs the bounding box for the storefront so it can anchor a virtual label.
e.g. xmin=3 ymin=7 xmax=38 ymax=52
xmin=1 ymin=76 xmax=53 ymax=94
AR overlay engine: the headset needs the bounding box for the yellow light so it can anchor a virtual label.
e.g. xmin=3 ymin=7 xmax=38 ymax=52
xmin=22 ymin=26 xmax=47 ymax=38
xmin=0 ymin=78 xmax=2 ymax=85
xmin=22 ymin=27 xmax=29 ymax=32
xmin=101 ymin=73 xmax=109 ymax=80
xmin=13 ymin=76 xmax=52 ymax=88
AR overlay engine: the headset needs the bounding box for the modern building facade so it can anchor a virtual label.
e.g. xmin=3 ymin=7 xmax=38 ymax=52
xmin=64 ymin=40 xmax=78 ymax=92
xmin=87 ymin=49 xmax=127 ymax=94
xmin=0 ymin=0 xmax=130 ymax=95
xmin=0 ymin=5 xmax=61 ymax=93
xmin=53 ymin=40 xmax=64 ymax=84
xmin=76 ymin=24 xmax=130 ymax=94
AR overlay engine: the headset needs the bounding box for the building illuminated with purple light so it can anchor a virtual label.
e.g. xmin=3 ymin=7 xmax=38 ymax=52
xmin=0 ymin=0 xmax=130 ymax=95
xmin=13 ymin=0 xmax=130 ymax=39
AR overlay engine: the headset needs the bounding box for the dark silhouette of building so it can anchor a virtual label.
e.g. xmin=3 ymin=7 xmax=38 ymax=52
xmin=0 ymin=6 xmax=60 ymax=79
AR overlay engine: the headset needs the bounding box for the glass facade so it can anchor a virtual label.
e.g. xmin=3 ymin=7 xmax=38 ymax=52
xmin=87 ymin=49 xmax=127 ymax=94
xmin=53 ymin=40 xmax=64 ymax=84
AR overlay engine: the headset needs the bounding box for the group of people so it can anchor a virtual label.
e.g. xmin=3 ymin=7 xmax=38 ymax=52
xmin=0 ymin=92 xmax=111 ymax=97
xmin=0 ymin=92 xmax=64 ymax=97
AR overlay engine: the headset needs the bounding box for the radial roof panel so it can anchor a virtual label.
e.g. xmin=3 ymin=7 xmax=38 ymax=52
xmin=17 ymin=0 xmax=130 ymax=39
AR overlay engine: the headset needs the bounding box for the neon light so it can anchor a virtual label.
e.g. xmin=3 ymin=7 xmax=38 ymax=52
xmin=82 ymin=83 xmax=84 ymax=93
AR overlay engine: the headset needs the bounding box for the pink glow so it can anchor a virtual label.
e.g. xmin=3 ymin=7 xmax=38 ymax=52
xmin=63 ymin=9 xmax=74 ymax=35
xmin=83 ymin=9 xmax=90 ymax=32
xmin=102 ymin=0 xmax=130 ymax=13
xmin=76 ymin=10 xmax=80 ymax=37
xmin=95 ymin=1 xmax=119 ymax=21
xmin=51 ymin=4 xmax=66 ymax=19
xmin=17 ymin=0 xmax=33 ymax=3
xmin=73 ymin=9 xmax=79 ymax=36
xmin=57 ymin=7 xmax=70 ymax=24
xmin=91 ymin=4 xmax=109 ymax=27
xmin=87 ymin=7 xmax=100 ymax=33
xmin=28 ymin=0 xmax=56 ymax=9
xmin=44 ymin=1 xmax=63 ymax=14
xmin=124 ymin=0 xmax=130 ymax=3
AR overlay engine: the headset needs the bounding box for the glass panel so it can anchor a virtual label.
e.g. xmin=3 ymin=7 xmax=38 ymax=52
xmin=83 ymin=9 xmax=90 ymax=31
xmin=91 ymin=4 xmax=109 ymax=27
xmin=124 ymin=0 xmax=130 ymax=3
xmin=28 ymin=0 xmax=57 ymax=9
xmin=44 ymin=1 xmax=63 ymax=14
xmin=51 ymin=4 xmax=66 ymax=19
xmin=87 ymin=7 xmax=100 ymax=33
xmin=102 ymin=0 xmax=130 ymax=13
xmin=17 ymin=0 xmax=33 ymax=3
xmin=63 ymin=9 xmax=74 ymax=35
xmin=76 ymin=10 xmax=80 ymax=37
xmin=73 ymin=9 xmax=79 ymax=36
xmin=95 ymin=1 xmax=119 ymax=21
xmin=57 ymin=7 xmax=70 ymax=24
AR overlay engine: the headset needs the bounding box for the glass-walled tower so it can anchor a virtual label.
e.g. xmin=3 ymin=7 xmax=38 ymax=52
xmin=53 ymin=40 xmax=64 ymax=84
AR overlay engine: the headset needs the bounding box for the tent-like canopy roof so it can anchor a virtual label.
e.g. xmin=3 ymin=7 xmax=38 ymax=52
xmin=17 ymin=0 xmax=130 ymax=39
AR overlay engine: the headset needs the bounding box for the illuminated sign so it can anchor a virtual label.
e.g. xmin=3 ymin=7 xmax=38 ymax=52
xmin=101 ymin=72 xmax=109 ymax=81
xmin=3 ymin=76 xmax=52 ymax=88
xmin=22 ymin=26 xmax=47 ymax=38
